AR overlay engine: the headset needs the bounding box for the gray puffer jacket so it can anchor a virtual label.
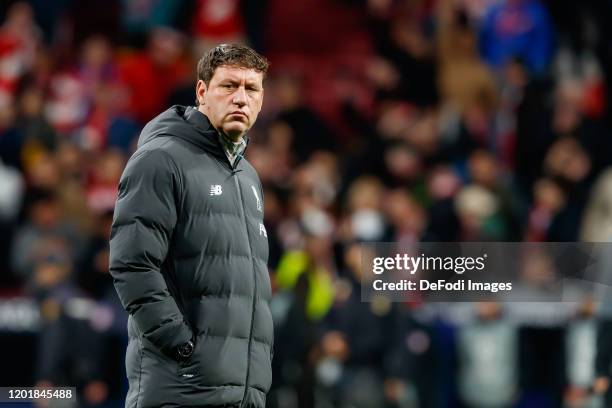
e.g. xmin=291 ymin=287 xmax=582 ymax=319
xmin=109 ymin=106 xmax=272 ymax=408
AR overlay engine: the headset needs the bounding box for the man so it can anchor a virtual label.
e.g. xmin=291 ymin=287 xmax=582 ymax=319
xmin=109 ymin=44 xmax=272 ymax=408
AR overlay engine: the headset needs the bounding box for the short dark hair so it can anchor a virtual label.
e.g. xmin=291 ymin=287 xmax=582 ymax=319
xmin=197 ymin=44 xmax=269 ymax=86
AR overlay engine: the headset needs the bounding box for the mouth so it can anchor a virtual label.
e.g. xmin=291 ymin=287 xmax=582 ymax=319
xmin=229 ymin=111 xmax=247 ymax=119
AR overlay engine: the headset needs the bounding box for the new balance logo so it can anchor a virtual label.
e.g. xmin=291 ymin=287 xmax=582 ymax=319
xmin=210 ymin=185 xmax=223 ymax=196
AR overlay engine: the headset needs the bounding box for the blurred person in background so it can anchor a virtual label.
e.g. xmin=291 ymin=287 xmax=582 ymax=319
xmin=594 ymin=302 xmax=612 ymax=408
xmin=436 ymin=0 xmax=497 ymax=116
xmin=313 ymin=241 xmax=393 ymax=408
xmin=73 ymin=35 xmax=137 ymax=152
xmin=11 ymin=188 xmax=82 ymax=283
xmin=454 ymin=184 xmax=505 ymax=240
xmin=32 ymin=238 xmax=112 ymax=407
xmin=0 ymin=155 xmax=24 ymax=286
xmin=119 ymin=0 xmax=185 ymax=47
xmin=456 ymin=302 xmax=518 ymax=408
xmin=270 ymin=214 xmax=336 ymax=408
xmin=369 ymin=0 xmax=439 ymax=107
xmin=269 ymin=165 xmax=338 ymax=407
xmin=508 ymin=249 xmax=573 ymax=408
xmin=45 ymin=34 xmax=126 ymax=140
xmin=79 ymin=210 xmax=115 ymax=301
xmin=339 ymin=175 xmax=388 ymax=243
xmin=271 ymin=74 xmax=336 ymax=164
xmin=384 ymin=301 xmax=440 ymax=408
xmin=478 ymin=0 xmax=554 ymax=75
xmin=85 ymin=149 xmax=126 ymax=214
xmin=383 ymin=188 xmax=428 ymax=244
xmin=525 ymin=178 xmax=567 ymax=242
xmin=79 ymin=208 xmax=129 ymax=406
xmin=275 ymin=208 xmax=336 ymax=324
xmin=424 ymin=165 xmax=462 ymax=241
xmin=0 ymin=2 xmax=41 ymax=111
xmin=542 ymin=136 xmax=593 ymax=241
xmin=15 ymin=81 xmax=57 ymax=156
xmin=118 ymin=27 xmax=190 ymax=124
xmin=564 ymin=298 xmax=602 ymax=408
xmin=467 ymin=149 xmax=520 ymax=238
xmin=191 ymin=0 xmax=247 ymax=56
xmin=582 ymin=168 xmax=612 ymax=242
xmin=580 ymin=170 xmax=612 ymax=407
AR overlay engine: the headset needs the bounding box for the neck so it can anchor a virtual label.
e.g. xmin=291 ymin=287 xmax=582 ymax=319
xmin=220 ymin=131 xmax=244 ymax=144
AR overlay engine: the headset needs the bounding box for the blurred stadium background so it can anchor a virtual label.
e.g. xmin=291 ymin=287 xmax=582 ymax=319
xmin=1 ymin=0 xmax=612 ymax=407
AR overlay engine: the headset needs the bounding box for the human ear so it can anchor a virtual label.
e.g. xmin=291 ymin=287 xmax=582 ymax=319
xmin=196 ymin=80 xmax=207 ymax=106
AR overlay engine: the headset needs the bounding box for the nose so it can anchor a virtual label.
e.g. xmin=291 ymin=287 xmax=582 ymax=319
xmin=232 ymin=86 xmax=247 ymax=106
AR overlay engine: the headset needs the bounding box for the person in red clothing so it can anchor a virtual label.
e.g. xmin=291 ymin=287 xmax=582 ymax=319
xmin=119 ymin=28 xmax=190 ymax=124
xmin=191 ymin=0 xmax=246 ymax=56
xmin=0 ymin=2 xmax=41 ymax=110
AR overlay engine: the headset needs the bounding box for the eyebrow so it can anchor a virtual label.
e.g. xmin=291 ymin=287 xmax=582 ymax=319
xmin=220 ymin=78 xmax=261 ymax=88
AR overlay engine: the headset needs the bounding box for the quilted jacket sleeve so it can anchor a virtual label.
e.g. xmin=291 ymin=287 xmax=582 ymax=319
xmin=109 ymin=148 xmax=192 ymax=357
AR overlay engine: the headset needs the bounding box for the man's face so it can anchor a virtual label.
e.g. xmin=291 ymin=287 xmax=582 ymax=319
xmin=197 ymin=65 xmax=264 ymax=140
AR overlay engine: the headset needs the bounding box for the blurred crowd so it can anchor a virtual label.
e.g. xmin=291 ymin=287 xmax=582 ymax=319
xmin=2 ymin=0 xmax=612 ymax=407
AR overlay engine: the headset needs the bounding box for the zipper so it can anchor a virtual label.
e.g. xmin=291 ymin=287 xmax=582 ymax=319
xmin=234 ymin=173 xmax=258 ymax=405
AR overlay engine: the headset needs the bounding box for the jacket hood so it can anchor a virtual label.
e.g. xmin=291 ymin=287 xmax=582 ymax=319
xmin=137 ymin=105 xmax=228 ymax=162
